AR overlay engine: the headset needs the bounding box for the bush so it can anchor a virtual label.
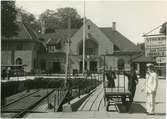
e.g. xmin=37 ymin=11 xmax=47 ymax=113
xmin=1 ymin=81 xmax=23 ymax=98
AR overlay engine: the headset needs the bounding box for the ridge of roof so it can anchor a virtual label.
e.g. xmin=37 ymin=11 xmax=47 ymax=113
xmin=23 ymin=23 xmax=39 ymax=40
xmin=22 ymin=23 xmax=33 ymax=40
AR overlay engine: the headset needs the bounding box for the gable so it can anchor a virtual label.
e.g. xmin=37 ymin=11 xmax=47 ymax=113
xmin=70 ymin=19 xmax=114 ymax=55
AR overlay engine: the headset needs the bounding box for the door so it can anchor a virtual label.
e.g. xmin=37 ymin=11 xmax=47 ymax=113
xmin=90 ymin=61 xmax=97 ymax=72
xmin=79 ymin=61 xmax=87 ymax=73
xmin=53 ymin=62 xmax=61 ymax=73
xmin=140 ymin=63 xmax=146 ymax=78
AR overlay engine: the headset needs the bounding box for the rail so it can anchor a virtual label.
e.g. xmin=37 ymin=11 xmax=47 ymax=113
xmin=2 ymin=90 xmax=40 ymax=108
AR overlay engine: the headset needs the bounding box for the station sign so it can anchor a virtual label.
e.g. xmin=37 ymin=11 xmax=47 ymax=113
xmin=156 ymin=57 xmax=166 ymax=63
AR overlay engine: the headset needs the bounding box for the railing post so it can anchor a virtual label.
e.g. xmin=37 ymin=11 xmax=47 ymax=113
xmin=124 ymin=70 xmax=125 ymax=93
xmin=54 ymin=94 xmax=56 ymax=112
xmin=58 ymin=88 xmax=59 ymax=107
xmin=68 ymin=88 xmax=71 ymax=104
xmin=79 ymin=86 xmax=80 ymax=98
xmin=56 ymin=91 xmax=58 ymax=110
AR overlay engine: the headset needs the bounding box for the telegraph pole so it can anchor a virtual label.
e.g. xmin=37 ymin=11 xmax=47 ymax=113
xmin=82 ymin=0 xmax=86 ymax=75
xmin=65 ymin=16 xmax=71 ymax=88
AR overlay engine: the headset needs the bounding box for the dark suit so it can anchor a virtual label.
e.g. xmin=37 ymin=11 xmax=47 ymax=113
xmin=106 ymin=71 xmax=116 ymax=88
xmin=125 ymin=70 xmax=138 ymax=101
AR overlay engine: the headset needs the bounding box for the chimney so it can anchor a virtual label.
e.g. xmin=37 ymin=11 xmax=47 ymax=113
xmin=41 ymin=20 xmax=46 ymax=34
xmin=112 ymin=22 xmax=116 ymax=31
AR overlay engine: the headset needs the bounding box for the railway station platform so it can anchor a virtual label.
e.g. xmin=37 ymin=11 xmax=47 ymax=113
xmin=26 ymin=79 xmax=166 ymax=119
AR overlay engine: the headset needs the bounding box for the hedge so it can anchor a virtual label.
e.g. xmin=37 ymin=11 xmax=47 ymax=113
xmin=1 ymin=77 xmax=100 ymax=99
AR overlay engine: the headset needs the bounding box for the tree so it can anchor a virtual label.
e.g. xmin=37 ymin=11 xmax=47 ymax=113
xmin=39 ymin=7 xmax=83 ymax=33
xmin=160 ymin=22 xmax=166 ymax=34
xmin=57 ymin=7 xmax=83 ymax=29
xmin=16 ymin=8 xmax=41 ymax=33
xmin=39 ymin=9 xmax=61 ymax=32
xmin=1 ymin=1 xmax=18 ymax=37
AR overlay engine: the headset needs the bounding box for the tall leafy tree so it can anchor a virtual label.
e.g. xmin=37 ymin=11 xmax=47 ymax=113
xmin=16 ymin=8 xmax=41 ymax=33
xmin=39 ymin=7 xmax=83 ymax=33
xmin=1 ymin=1 xmax=18 ymax=37
xmin=57 ymin=7 xmax=83 ymax=29
xmin=39 ymin=9 xmax=60 ymax=32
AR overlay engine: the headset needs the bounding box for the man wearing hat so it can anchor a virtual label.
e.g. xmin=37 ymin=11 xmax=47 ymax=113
xmin=141 ymin=63 xmax=158 ymax=115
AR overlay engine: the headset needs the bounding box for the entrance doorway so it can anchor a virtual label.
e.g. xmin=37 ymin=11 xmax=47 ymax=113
xmin=140 ymin=63 xmax=146 ymax=78
xmin=79 ymin=61 xmax=87 ymax=73
xmin=53 ymin=62 xmax=61 ymax=73
xmin=90 ymin=61 xmax=97 ymax=72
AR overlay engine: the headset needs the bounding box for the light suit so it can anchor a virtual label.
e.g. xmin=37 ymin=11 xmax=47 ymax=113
xmin=145 ymin=72 xmax=158 ymax=114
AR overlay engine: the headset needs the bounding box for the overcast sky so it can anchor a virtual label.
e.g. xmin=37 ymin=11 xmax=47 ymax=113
xmin=16 ymin=0 xmax=167 ymax=44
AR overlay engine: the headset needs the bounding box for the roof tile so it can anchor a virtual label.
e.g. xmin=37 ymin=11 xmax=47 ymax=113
xmin=100 ymin=27 xmax=142 ymax=52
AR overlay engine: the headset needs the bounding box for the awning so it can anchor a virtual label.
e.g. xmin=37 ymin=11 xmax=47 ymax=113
xmin=132 ymin=55 xmax=155 ymax=63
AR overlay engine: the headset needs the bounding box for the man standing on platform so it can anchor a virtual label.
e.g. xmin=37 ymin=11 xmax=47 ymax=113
xmin=124 ymin=66 xmax=138 ymax=102
xmin=141 ymin=63 xmax=158 ymax=115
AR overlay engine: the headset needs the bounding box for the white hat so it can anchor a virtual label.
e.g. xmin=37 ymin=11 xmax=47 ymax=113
xmin=146 ymin=63 xmax=154 ymax=67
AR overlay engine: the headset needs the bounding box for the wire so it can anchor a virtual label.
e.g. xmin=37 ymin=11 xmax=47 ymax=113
xmin=143 ymin=24 xmax=162 ymax=36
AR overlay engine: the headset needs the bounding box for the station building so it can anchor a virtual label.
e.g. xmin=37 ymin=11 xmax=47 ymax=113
xmin=39 ymin=19 xmax=141 ymax=74
xmin=1 ymin=18 xmax=141 ymax=74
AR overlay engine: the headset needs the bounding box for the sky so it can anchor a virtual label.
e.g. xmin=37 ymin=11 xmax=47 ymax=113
xmin=15 ymin=0 xmax=167 ymax=44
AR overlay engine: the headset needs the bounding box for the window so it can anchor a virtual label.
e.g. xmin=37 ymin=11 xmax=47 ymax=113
xmin=87 ymin=33 xmax=91 ymax=39
xmin=114 ymin=45 xmax=120 ymax=51
xmin=79 ymin=48 xmax=83 ymax=55
xmin=117 ymin=58 xmax=125 ymax=70
xmin=55 ymin=42 xmax=61 ymax=49
xmin=79 ymin=48 xmax=96 ymax=55
xmin=78 ymin=39 xmax=98 ymax=56
xmin=86 ymin=48 xmax=96 ymax=55
xmin=16 ymin=58 xmax=22 ymax=65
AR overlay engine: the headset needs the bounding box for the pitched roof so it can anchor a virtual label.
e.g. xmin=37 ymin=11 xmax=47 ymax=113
xmin=39 ymin=29 xmax=78 ymax=44
xmin=100 ymin=27 xmax=142 ymax=52
xmin=2 ymin=22 xmax=39 ymax=42
xmin=39 ymin=25 xmax=141 ymax=53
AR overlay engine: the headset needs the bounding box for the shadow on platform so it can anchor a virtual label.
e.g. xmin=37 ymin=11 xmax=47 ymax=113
xmin=135 ymin=101 xmax=164 ymax=104
xmin=154 ymin=113 xmax=166 ymax=116
xmin=116 ymin=103 xmax=146 ymax=113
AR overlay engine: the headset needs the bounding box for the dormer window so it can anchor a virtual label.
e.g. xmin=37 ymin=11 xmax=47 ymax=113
xmin=114 ymin=45 xmax=120 ymax=51
xmin=55 ymin=41 xmax=61 ymax=49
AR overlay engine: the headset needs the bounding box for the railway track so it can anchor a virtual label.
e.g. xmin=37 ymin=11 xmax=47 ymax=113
xmin=78 ymin=84 xmax=103 ymax=111
xmin=78 ymin=84 xmax=119 ymax=112
xmin=89 ymin=89 xmax=103 ymax=111
xmin=1 ymin=89 xmax=55 ymax=118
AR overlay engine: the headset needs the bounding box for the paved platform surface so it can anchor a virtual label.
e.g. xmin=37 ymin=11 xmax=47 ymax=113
xmin=26 ymin=111 xmax=165 ymax=119
xmin=26 ymin=78 xmax=166 ymax=118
